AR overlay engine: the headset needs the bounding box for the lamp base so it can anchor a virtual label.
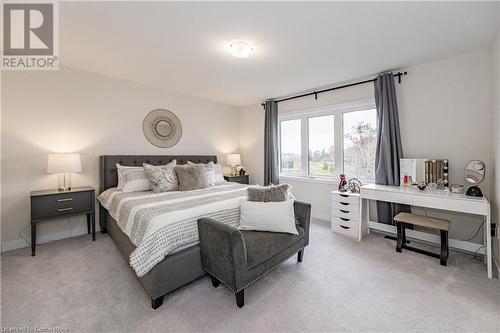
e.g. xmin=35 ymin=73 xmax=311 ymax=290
xmin=58 ymin=173 xmax=72 ymax=191
xmin=466 ymin=185 xmax=483 ymax=197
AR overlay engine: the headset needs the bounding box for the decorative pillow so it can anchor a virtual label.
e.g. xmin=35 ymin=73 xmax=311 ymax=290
xmin=187 ymin=161 xmax=226 ymax=185
xmin=174 ymin=164 xmax=209 ymax=191
xmin=247 ymin=184 xmax=290 ymax=202
xmin=213 ymin=163 xmax=226 ymax=185
xmin=116 ymin=164 xmax=150 ymax=192
xmin=143 ymin=161 xmax=177 ymax=193
xmin=239 ymin=199 xmax=298 ymax=235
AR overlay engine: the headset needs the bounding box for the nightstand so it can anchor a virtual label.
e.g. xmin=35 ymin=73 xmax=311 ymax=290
xmin=30 ymin=186 xmax=95 ymax=256
xmin=224 ymin=175 xmax=249 ymax=184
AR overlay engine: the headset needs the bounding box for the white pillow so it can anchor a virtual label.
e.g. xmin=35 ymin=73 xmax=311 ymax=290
xmin=213 ymin=163 xmax=226 ymax=185
xmin=116 ymin=163 xmax=150 ymax=192
xmin=116 ymin=165 xmax=134 ymax=190
xmin=239 ymin=199 xmax=298 ymax=235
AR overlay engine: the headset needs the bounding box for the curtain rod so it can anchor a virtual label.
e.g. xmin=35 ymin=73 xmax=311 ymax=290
xmin=261 ymin=71 xmax=407 ymax=107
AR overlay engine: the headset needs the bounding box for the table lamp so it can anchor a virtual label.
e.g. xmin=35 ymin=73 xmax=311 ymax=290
xmin=226 ymin=154 xmax=241 ymax=176
xmin=47 ymin=153 xmax=82 ymax=191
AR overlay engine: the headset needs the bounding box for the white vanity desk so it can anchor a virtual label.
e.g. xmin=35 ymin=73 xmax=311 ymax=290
xmin=359 ymin=184 xmax=492 ymax=279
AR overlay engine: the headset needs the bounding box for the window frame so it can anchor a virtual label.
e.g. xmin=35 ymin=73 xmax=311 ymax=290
xmin=278 ymin=98 xmax=376 ymax=183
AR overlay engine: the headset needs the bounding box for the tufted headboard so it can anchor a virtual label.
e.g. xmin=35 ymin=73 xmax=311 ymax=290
xmin=99 ymin=155 xmax=217 ymax=193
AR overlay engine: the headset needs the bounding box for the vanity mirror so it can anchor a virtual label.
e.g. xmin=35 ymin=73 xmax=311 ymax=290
xmin=465 ymin=160 xmax=485 ymax=197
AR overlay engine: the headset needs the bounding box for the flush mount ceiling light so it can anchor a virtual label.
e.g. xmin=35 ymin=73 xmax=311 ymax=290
xmin=227 ymin=41 xmax=254 ymax=59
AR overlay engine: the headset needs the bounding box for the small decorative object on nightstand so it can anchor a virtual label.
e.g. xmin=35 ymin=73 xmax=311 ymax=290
xmin=224 ymin=175 xmax=249 ymax=185
xmin=226 ymin=153 xmax=241 ymax=176
xmin=331 ymin=190 xmax=363 ymax=240
xmin=30 ymin=186 xmax=95 ymax=256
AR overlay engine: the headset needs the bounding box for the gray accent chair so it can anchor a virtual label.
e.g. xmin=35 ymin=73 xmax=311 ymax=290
xmin=197 ymin=201 xmax=311 ymax=308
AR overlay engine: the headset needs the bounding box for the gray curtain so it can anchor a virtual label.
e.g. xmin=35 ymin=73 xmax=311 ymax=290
xmin=264 ymin=100 xmax=279 ymax=185
xmin=374 ymin=73 xmax=410 ymax=224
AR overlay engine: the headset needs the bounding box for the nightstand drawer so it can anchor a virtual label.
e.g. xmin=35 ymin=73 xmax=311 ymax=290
xmin=31 ymin=191 xmax=93 ymax=221
xmin=223 ymin=175 xmax=249 ymax=184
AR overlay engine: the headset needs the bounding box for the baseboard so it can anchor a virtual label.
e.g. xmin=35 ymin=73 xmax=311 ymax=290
xmin=1 ymin=224 xmax=101 ymax=253
xmin=314 ymin=213 xmax=331 ymax=222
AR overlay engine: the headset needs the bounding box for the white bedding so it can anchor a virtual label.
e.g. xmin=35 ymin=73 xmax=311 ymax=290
xmin=98 ymin=183 xmax=248 ymax=277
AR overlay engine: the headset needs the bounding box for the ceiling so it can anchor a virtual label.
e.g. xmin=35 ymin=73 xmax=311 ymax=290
xmin=60 ymin=2 xmax=499 ymax=107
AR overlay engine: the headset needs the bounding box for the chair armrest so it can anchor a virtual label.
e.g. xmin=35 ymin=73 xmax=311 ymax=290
xmin=197 ymin=218 xmax=247 ymax=287
xmin=294 ymin=201 xmax=311 ymax=246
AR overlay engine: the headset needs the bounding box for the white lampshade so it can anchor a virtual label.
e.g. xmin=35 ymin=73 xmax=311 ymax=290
xmin=47 ymin=153 xmax=82 ymax=174
xmin=226 ymin=154 xmax=241 ymax=166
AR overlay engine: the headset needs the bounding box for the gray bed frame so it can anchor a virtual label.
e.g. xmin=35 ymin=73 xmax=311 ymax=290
xmin=99 ymin=155 xmax=218 ymax=309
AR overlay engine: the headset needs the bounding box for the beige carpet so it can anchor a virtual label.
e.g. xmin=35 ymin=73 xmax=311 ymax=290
xmin=1 ymin=219 xmax=499 ymax=333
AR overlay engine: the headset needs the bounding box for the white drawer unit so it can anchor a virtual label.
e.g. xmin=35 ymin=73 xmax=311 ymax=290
xmin=331 ymin=190 xmax=361 ymax=239
xmin=331 ymin=222 xmax=359 ymax=238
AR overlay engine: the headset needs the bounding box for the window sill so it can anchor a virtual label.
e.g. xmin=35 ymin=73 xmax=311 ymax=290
xmin=280 ymin=175 xmax=339 ymax=185
xmin=280 ymin=175 xmax=375 ymax=186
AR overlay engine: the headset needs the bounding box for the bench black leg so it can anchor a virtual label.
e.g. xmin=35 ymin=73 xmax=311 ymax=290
xmin=151 ymin=296 xmax=164 ymax=309
xmin=440 ymin=230 xmax=449 ymax=266
xmin=297 ymin=249 xmax=304 ymax=262
xmin=396 ymin=222 xmax=403 ymax=253
xmin=209 ymin=274 xmax=220 ymax=288
xmin=236 ymin=289 xmax=244 ymax=308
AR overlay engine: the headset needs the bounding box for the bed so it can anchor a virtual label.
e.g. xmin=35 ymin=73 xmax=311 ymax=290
xmin=98 ymin=155 xmax=246 ymax=309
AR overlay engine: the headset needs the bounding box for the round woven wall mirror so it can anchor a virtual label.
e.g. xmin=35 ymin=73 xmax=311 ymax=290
xmin=143 ymin=109 xmax=182 ymax=148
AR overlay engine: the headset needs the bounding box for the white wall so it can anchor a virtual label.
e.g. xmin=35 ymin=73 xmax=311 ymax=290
xmin=489 ymin=29 xmax=500 ymax=270
xmin=1 ymin=67 xmax=240 ymax=250
xmin=240 ymin=50 xmax=491 ymax=242
xmin=239 ymin=104 xmax=265 ymax=185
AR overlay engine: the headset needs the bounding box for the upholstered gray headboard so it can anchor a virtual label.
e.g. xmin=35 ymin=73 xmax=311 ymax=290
xmin=99 ymin=155 xmax=217 ymax=193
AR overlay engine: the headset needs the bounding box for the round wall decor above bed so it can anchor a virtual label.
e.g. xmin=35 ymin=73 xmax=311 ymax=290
xmin=143 ymin=109 xmax=182 ymax=148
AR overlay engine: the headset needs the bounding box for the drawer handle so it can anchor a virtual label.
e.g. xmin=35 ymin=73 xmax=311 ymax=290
xmin=340 ymin=209 xmax=349 ymax=213
xmin=57 ymin=207 xmax=74 ymax=212
xmin=340 ymin=194 xmax=349 ymax=198
xmin=339 ymin=202 xmax=349 ymax=205
xmin=340 ymin=217 xmax=350 ymax=222
xmin=57 ymin=198 xmax=73 ymax=202
xmin=340 ymin=225 xmax=350 ymax=229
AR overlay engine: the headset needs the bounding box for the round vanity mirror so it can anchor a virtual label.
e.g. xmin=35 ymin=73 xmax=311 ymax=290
xmin=464 ymin=160 xmax=485 ymax=197
xmin=155 ymin=120 xmax=172 ymax=137
xmin=143 ymin=109 xmax=182 ymax=148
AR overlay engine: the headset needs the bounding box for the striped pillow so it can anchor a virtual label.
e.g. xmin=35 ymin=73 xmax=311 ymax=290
xmin=238 ymin=199 xmax=298 ymax=235
xmin=116 ymin=164 xmax=150 ymax=192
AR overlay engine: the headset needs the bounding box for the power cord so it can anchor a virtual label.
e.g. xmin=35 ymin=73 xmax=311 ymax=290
xmin=463 ymin=218 xmax=485 ymax=242
xmin=17 ymin=223 xmax=31 ymax=246
xmin=421 ymin=208 xmax=486 ymax=264
xmin=471 ymin=245 xmax=486 ymax=264
xmin=18 ymin=217 xmax=73 ymax=246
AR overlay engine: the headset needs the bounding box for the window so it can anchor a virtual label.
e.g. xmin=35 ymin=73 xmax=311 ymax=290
xmin=278 ymin=101 xmax=377 ymax=182
xmin=280 ymin=119 xmax=302 ymax=174
xmin=308 ymin=115 xmax=335 ymax=176
xmin=343 ymin=109 xmax=377 ymax=180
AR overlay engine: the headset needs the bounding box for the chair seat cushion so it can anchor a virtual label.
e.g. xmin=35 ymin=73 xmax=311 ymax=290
xmin=241 ymin=226 xmax=305 ymax=270
xmin=394 ymin=212 xmax=450 ymax=230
